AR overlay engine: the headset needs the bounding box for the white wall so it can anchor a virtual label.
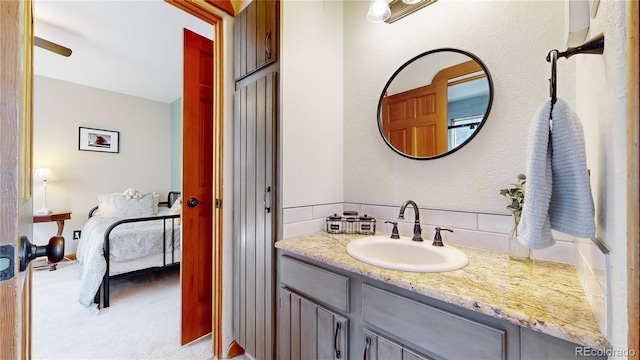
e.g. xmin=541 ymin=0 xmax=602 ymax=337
xmin=574 ymin=0 xmax=631 ymax=350
xmin=281 ymin=0 xmax=344 ymax=208
xmin=343 ymin=0 xmax=575 ymax=214
xmin=170 ymin=97 xmax=182 ymax=191
xmin=33 ymin=75 xmax=172 ymax=254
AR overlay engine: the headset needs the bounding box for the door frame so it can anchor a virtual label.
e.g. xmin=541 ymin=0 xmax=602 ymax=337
xmin=0 ymin=0 xmax=34 ymax=358
xmin=629 ymin=1 xmax=640 ymax=357
xmin=165 ymin=1 xmax=225 ymax=357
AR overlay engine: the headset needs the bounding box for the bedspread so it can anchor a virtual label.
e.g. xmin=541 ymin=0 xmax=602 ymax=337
xmin=76 ymin=211 xmax=180 ymax=314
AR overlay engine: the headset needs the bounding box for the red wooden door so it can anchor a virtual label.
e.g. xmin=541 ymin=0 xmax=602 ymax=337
xmin=181 ymin=28 xmax=214 ymax=345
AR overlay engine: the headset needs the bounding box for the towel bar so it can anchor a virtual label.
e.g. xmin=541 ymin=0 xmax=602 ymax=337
xmin=591 ymin=236 xmax=610 ymax=255
xmin=546 ymin=33 xmax=605 ymax=104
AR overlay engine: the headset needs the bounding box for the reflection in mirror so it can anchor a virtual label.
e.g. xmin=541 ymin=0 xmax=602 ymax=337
xmin=378 ymin=48 xmax=493 ymax=159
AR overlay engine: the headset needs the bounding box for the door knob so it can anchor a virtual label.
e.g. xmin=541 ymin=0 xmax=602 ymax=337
xmin=19 ymin=235 xmax=65 ymax=272
xmin=186 ymin=197 xmax=200 ymax=208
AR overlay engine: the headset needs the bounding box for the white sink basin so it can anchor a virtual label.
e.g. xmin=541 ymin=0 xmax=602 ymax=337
xmin=346 ymin=236 xmax=469 ymax=273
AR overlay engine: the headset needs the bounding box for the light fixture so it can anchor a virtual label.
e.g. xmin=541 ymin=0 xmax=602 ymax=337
xmin=367 ymin=0 xmax=391 ymax=23
xmin=368 ymin=0 xmax=438 ymax=24
xmin=34 ymin=168 xmax=58 ymax=215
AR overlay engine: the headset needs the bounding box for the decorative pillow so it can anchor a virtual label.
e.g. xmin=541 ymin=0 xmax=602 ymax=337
xmin=167 ymin=197 xmax=182 ymax=225
xmin=169 ymin=197 xmax=182 ymax=215
xmin=111 ymin=192 xmax=156 ymax=218
xmin=94 ymin=193 xmax=121 ymax=217
xmin=152 ymin=192 xmax=160 ymax=215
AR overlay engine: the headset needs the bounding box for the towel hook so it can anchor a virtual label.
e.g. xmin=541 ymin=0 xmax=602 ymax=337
xmin=546 ymin=49 xmax=559 ymax=106
xmin=545 ymin=33 xmax=605 ymax=108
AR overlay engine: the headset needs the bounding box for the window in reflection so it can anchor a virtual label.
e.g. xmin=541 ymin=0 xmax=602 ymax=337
xmin=446 ymin=77 xmax=490 ymax=150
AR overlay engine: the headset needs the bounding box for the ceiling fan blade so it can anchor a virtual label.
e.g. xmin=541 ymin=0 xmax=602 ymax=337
xmin=34 ymin=36 xmax=72 ymax=57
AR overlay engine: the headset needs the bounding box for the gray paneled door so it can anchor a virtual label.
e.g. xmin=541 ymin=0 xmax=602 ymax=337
xmin=279 ymin=288 xmax=350 ymax=360
xmin=233 ymin=71 xmax=277 ymax=360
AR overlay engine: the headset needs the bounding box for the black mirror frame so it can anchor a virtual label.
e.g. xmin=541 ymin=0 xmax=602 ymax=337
xmin=377 ymin=48 xmax=494 ymax=160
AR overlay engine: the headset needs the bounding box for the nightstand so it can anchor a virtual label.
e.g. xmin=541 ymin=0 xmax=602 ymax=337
xmin=33 ymin=211 xmax=71 ymax=270
xmin=33 ymin=211 xmax=71 ymax=236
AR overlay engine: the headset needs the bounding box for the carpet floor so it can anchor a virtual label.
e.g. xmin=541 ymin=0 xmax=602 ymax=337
xmin=31 ymin=260 xmax=214 ymax=360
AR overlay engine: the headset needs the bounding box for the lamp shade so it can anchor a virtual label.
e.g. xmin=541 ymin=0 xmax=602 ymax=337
xmin=367 ymin=0 xmax=391 ymax=23
xmin=34 ymin=168 xmax=58 ymax=183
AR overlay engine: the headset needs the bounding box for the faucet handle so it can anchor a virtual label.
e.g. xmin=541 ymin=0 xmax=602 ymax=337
xmin=385 ymin=221 xmax=400 ymax=239
xmin=433 ymin=227 xmax=454 ymax=247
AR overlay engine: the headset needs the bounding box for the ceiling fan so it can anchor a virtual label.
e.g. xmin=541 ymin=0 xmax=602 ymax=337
xmin=34 ymin=36 xmax=72 ymax=57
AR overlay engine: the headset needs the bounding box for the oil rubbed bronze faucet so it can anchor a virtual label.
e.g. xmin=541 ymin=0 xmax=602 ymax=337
xmin=398 ymin=200 xmax=423 ymax=242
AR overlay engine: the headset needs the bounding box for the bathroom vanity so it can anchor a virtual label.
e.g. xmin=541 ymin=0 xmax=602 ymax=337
xmin=275 ymin=233 xmax=608 ymax=360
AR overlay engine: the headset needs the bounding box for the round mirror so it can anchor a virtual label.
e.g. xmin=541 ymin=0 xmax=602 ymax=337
xmin=377 ymin=48 xmax=493 ymax=159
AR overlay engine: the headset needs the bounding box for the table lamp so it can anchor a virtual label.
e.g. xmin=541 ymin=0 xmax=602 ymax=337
xmin=34 ymin=168 xmax=58 ymax=215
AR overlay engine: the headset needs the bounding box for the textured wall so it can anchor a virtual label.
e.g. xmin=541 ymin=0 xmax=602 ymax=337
xmin=574 ymin=0 xmax=630 ymax=349
xmin=343 ymin=0 xmax=575 ymax=214
xmin=281 ymin=0 xmax=344 ymax=207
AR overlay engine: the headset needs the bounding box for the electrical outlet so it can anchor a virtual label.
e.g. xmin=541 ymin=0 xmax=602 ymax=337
xmin=73 ymin=230 xmax=81 ymax=240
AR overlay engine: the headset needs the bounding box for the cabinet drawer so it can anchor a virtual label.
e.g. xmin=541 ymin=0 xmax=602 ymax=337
xmin=362 ymin=284 xmax=505 ymax=360
xmin=280 ymin=256 xmax=350 ymax=312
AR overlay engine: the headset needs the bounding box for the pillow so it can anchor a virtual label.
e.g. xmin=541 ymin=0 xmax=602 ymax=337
xmin=169 ymin=197 xmax=182 ymax=215
xmin=94 ymin=193 xmax=121 ymax=217
xmin=168 ymin=197 xmax=182 ymax=225
xmin=111 ymin=192 xmax=156 ymax=218
xmin=153 ymin=192 xmax=160 ymax=215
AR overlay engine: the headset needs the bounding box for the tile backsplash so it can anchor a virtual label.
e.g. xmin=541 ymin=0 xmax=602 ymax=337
xmin=575 ymin=237 xmax=608 ymax=338
xmin=283 ymin=202 xmax=576 ymax=264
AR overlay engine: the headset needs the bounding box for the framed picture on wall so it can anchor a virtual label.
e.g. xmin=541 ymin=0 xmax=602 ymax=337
xmin=78 ymin=127 xmax=120 ymax=153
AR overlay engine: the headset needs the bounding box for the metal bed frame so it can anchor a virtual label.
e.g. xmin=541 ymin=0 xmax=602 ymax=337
xmin=88 ymin=191 xmax=181 ymax=308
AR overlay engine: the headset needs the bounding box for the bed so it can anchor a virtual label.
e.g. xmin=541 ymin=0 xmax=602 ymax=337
xmin=76 ymin=191 xmax=181 ymax=313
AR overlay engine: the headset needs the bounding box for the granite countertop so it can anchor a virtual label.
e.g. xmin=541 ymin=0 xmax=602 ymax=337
xmin=275 ymin=232 xmax=610 ymax=350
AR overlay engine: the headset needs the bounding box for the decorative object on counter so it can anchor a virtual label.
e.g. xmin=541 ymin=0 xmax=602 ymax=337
xmin=343 ymin=210 xmax=359 ymax=234
xmin=325 ymin=212 xmax=377 ymax=235
xmin=326 ymin=213 xmax=343 ymax=234
xmin=500 ymin=174 xmax=531 ymax=261
xmin=359 ymin=214 xmax=377 ymax=235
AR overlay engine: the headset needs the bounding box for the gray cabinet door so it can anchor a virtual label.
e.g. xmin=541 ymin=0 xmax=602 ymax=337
xmin=362 ymin=329 xmax=431 ymax=360
xmin=362 ymin=284 xmax=504 ymax=360
xmin=279 ymin=288 xmax=349 ymax=360
xmin=234 ymin=0 xmax=279 ymax=81
xmin=234 ymin=71 xmax=277 ymax=360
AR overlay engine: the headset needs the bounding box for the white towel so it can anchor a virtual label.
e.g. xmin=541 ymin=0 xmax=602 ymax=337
xmin=518 ymin=98 xmax=595 ymax=249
